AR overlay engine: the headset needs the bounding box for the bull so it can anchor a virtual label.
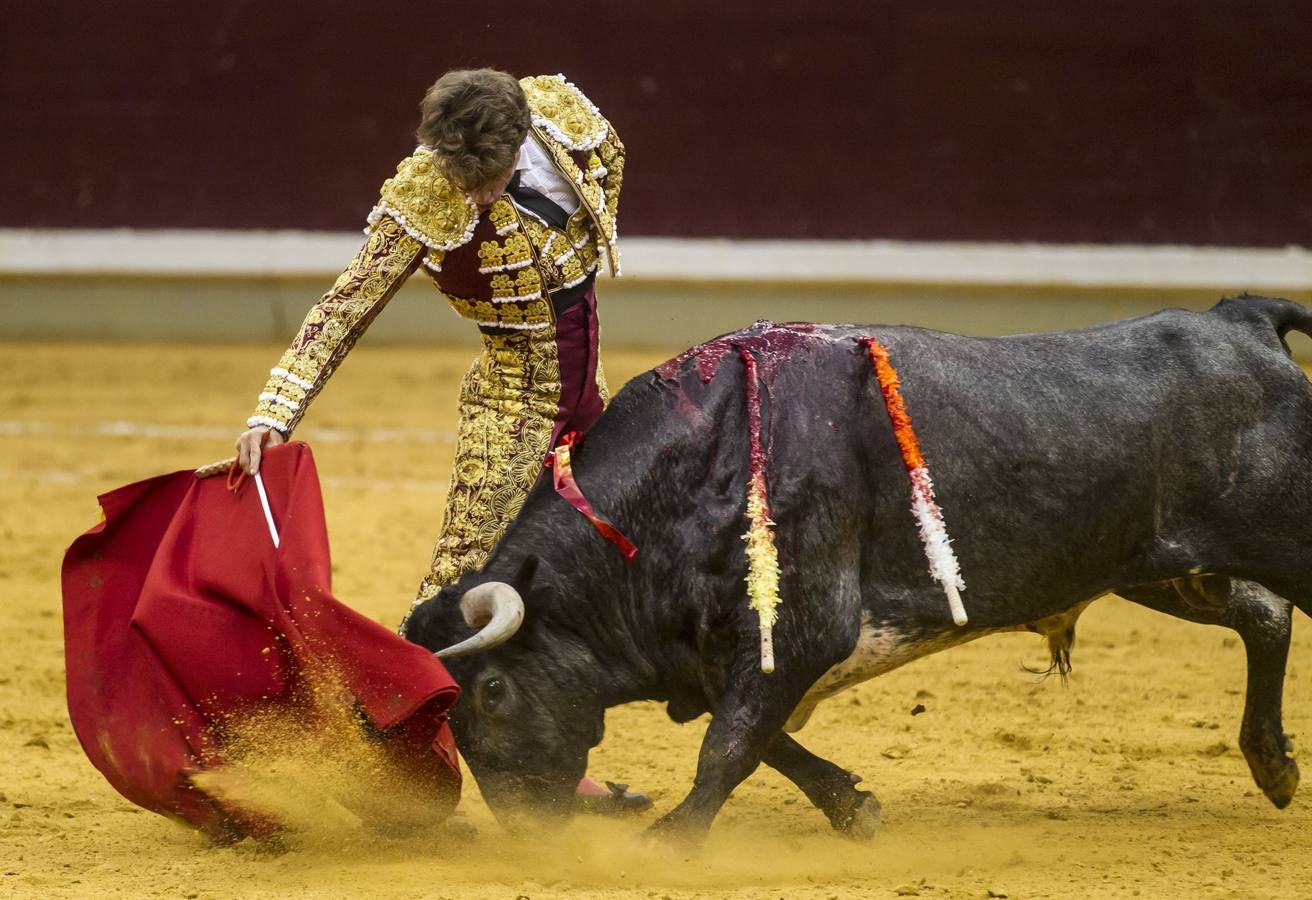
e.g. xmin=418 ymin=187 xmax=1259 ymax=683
xmin=402 ymin=295 xmax=1311 ymax=841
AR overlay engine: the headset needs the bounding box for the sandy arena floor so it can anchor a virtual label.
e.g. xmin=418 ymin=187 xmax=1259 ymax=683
xmin=2 ymin=340 xmax=1311 ymax=899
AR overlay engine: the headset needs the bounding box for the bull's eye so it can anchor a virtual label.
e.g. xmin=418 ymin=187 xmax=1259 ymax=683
xmin=482 ymin=677 xmax=508 ymax=711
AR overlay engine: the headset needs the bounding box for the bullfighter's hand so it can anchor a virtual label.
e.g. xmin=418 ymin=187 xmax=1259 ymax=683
xmin=235 ymin=426 xmax=285 ymax=476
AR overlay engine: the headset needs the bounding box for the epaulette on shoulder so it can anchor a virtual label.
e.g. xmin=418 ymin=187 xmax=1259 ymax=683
xmin=366 ymin=147 xmax=479 ymax=252
xmin=520 ymin=74 xmax=609 ymax=152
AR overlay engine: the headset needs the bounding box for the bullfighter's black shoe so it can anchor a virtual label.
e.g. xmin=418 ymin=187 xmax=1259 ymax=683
xmin=577 ymin=781 xmax=653 ymax=815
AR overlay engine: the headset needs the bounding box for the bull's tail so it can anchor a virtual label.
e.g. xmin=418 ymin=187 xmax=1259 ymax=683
xmin=1212 ymin=294 xmax=1312 ymax=355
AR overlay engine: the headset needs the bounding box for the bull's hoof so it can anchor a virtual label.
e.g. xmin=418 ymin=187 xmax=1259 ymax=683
xmin=835 ymin=790 xmax=881 ymax=842
xmin=1258 ymin=759 xmax=1300 ymax=810
xmin=1243 ymin=733 xmax=1300 ymax=809
xmin=643 ymin=811 xmax=709 ymax=850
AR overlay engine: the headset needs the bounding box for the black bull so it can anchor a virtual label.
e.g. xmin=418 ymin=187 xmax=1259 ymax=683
xmin=403 ymin=295 xmax=1312 ymax=841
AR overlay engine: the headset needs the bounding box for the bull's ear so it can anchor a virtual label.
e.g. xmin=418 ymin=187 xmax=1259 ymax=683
xmin=515 ymin=553 xmax=541 ymax=589
xmin=514 ymin=554 xmax=561 ymax=609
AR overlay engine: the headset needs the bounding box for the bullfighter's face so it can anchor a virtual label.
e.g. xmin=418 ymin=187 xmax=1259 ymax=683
xmin=469 ymin=153 xmax=517 ymax=211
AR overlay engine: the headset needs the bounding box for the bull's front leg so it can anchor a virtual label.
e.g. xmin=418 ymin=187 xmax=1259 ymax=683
xmin=647 ymin=650 xmax=829 ymax=843
xmin=762 ymin=733 xmax=880 ymax=840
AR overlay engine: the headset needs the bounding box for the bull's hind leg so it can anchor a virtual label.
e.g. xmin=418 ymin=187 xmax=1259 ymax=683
xmin=762 ymin=733 xmax=880 ymax=840
xmin=1121 ymin=579 xmax=1298 ymax=808
xmin=1230 ymin=582 xmax=1299 ymax=808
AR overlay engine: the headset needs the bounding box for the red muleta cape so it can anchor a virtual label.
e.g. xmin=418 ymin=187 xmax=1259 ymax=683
xmin=61 ymin=442 xmax=461 ymax=841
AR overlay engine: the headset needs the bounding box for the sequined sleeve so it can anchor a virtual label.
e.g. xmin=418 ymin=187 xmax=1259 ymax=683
xmin=597 ymin=120 xmax=625 ymax=228
xmin=246 ymin=217 xmax=427 ymax=434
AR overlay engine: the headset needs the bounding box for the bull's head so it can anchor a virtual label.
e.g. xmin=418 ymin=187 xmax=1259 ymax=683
xmin=403 ymin=564 xmax=606 ymax=824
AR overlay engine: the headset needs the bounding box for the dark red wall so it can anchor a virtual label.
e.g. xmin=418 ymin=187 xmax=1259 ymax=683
xmin=4 ymin=1 xmax=1310 ymax=245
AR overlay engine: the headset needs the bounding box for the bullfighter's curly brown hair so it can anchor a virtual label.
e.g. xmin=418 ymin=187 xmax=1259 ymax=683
xmin=416 ymin=69 xmax=530 ymax=192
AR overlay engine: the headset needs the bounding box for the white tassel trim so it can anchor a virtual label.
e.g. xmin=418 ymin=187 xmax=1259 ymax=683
xmin=561 ymin=270 xmax=591 ymax=289
xmin=476 ymin=319 xmax=549 ymax=331
xmin=422 ymin=256 xmax=443 ymax=274
xmin=488 ymin=289 xmax=544 ymax=304
xmin=258 ymin=392 xmax=300 ymax=412
xmin=246 ymin=415 xmax=290 ymax=433
xmin=365 ymin=201 xmax=478 ymax=252
xmin=445 ymin=302 xmax=549 ymax=331
xmin=478 ymin=258 xmax=532 ymax=274
xmin=495 ymin=221 xmax=518 ymax=236
xmin=270 ymin=368 xmax=314 ymax=391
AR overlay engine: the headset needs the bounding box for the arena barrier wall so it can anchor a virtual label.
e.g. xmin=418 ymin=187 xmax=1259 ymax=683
xmin=2 ymin=230 xmax=1310 ymax=359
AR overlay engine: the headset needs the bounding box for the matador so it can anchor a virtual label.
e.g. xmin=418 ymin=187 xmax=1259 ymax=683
xmin=235 ymin=69 xmax=646 ymax=811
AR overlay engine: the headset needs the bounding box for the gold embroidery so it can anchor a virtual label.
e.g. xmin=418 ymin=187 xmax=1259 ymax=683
xmin=576 ymin=237 xmax=600 ymax=272
xmin=445 ymin=295 xmax=553 ymax=328
xmin=503 ymin=232 xmax=532 ymax=268
xmin=478 ymin=240 xmax=505 ymax=272
xmin=565 ymin=213 xmax=592 ymax=250
xmin=485 ymin=265 xmax=540 ymax=303
xmin=520 ymin=75 xmax=608 ymax=150
xmin=526 ymin=120 xmax=621 ymax=275
xmin=489 ymin=199 xmax=516 ymax=233
xmin=377 ymin=148 xmax=479 ymax=250
xmin=365 ymin=75 xmax=624 ymax=341
xmin=517 ymin=215 xmax=550 ymax=253
xmin=249 ymin=218 xmax=423 ymax=432
xmin=597 ymin=359 xmax=611 ymax=406
xmin=516 ymin=267 xmax=542 ymax=295
xmin=560 ymin=251 xmax=584 ymax=287
xmin=414 ymin=327 xmax=565 ymax=601
xmin=596 ymin=130 xmax=625 ymax=273
xmin=483 ymin=206 xmax=604 ymax=301
xmin=488 ymin=274 xmax=517 ymax=301
xmin=578 ymin=180 xmax=604 ymax=215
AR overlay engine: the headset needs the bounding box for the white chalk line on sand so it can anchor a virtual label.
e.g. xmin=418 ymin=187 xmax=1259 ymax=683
xmin=0 ymin=418 xmax=457 ymax=445
xmin=0 ymin=465 xmax=445 ymax=492
xmin=0 ymin=419 xmax=452 ymax=491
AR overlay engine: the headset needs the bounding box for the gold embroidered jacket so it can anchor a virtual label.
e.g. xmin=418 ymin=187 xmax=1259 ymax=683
xmin=248 ymin=74 xmax=625 ymax=434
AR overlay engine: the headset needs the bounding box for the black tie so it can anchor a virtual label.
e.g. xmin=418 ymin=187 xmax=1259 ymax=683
xmin=506 ymin=171 xmax=570 ymax=231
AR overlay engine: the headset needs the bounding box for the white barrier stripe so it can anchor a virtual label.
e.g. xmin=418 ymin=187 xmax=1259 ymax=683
xmin=6 ymin=229 xmax=1309 ymax=290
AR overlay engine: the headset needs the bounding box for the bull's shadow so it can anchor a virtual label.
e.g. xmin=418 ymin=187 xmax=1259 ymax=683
xmin=404 ymin=295 xmax=1311 ymax=843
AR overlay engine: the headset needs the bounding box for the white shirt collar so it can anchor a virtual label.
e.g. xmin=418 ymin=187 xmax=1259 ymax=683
xmin=515 ymin=134 xmax=551 ymax=173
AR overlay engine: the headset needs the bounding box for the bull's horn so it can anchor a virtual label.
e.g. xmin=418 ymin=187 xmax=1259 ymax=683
xmin=433 ymin=582 xmax=525 ymax=659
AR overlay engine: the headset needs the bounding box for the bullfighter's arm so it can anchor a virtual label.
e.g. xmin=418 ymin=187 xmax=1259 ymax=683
xmin=596 ymin=117 xmax=624 ymax=233
xmin=245 ymin=217 xmax=428 ymax=435
xmin=592 ymin=116 xmax=624 ymax=276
